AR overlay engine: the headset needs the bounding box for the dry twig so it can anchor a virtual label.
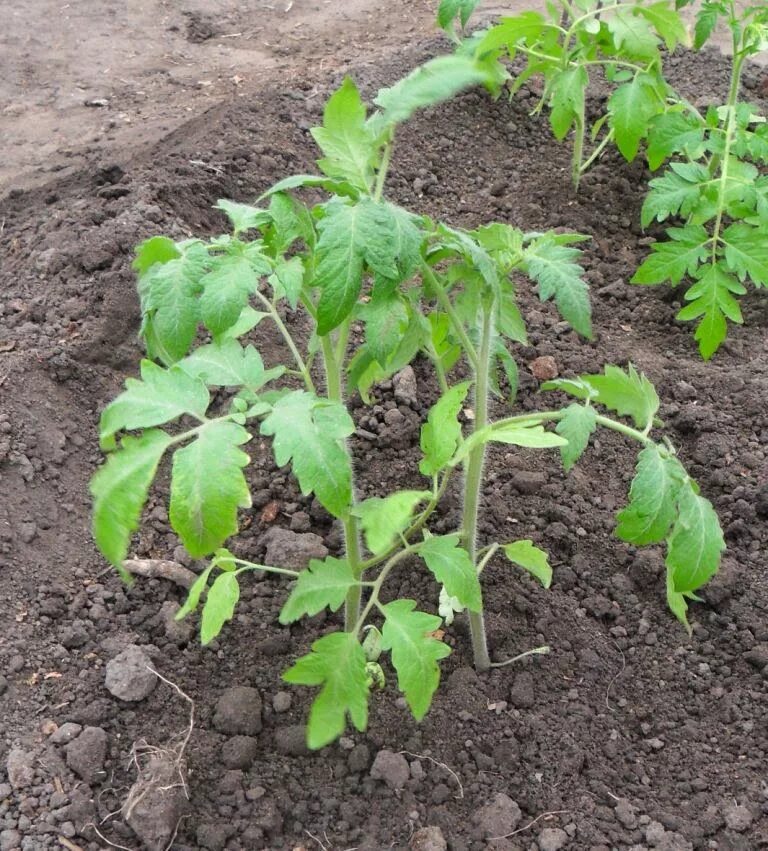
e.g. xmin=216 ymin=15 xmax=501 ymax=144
xmin=121 ymin=558 xmax=197 ymax=589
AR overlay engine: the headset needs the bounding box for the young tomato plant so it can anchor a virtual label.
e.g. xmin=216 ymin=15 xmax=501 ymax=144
xmin=631 ymin=1 xmax=768 ymax=358
xmin=438 ymin=0 xmax=691 ymax=187
xmin=91 ymin=59 xmax=724 ymax=749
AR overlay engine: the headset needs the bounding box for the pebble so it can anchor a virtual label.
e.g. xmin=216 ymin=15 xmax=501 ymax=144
xmin=410 ymin=825 xmax=447 ymax=851
xmin=221 ymin=736 xmax=259 ymax=769
xmin=723 ymin=803 xmax=753 ymax=832
xmin=65 ymin=725 xmax=107 ymax=782
xmin=6 ymin=749 xmax=35 ymax=789
xmin=370 ymin=749 xmax=410 ymax=789
xmin=272 ymin=691 xmax=292 ymax=713
xmin=104 ymin=644 xmax=157 ymax=701
xmin=0 ymin=830 xmax=21 ymax=851
xmin=260 ymin=527 xmax=328 ymax=570
xmin=123 ymin=754 xmax=188 ymax=850
xmin=213 ymin=686 xmax=263 ymax=735
xmin=509 ymin=671 xmax=535 ymax=709
xmin=274 ymin=725 xmax=309 ymax=756
xmin=472 ymin=792 xmax=522 ymax=838
xmin=393 ymin=366 xmax=418 ymax=406
xmin=539 ymin=827 xmax=569 ymax=851
xmin=529 ymin=355 xmax=558 ymax=381
xmin=49 ymin=722 xmax=82 ymax=744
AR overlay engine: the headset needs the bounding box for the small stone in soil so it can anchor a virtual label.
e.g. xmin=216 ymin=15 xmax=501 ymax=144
xmin=213 ymin=686 xmax=263 ymax=736
xmin=529 ymin=355 xmax=558 ymax=381
xmin=50 ymin=721 xmax=82 ymax=744
xmin=393 ymin=365 xmax=418 ymax=406
xmin=104 ymin=644 xmax=157 ymax=701
xmin=723 ymin=803 xmax=753 ymax=832
xmin=509 ymin=671 xmax=535 ymax=709
xmin=123 ymin=754 xmax=189 ymax=851
xmin=5 ymin=749 xmax=35 ymax=789
xmin=410 ymin=825 xmax=447 ymax=851
xmin=274 ymin=724 xmax=309 ymax=756
xmin=260 ymin=527 xmax=328 ymax=570
xmin=539 ymin=827 xmax=569 ymax=851
xmin=370 ymin=749 xmax=410 ymax=789
xmin=221 ymin=736 xmax=259 ymax=769
xmin=347 ymin=743 xmax=370 ymax=773
xmin=272 ymin=691 xmax=292 ymax=713
xmin=472 ymin=792 xmax=522 ymax=838
xmin=65 ymin=725 xmax=107 ymax=782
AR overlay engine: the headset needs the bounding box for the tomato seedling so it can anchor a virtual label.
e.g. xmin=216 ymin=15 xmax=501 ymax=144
xmin=91 ymin=59 xmax=725 ymax=748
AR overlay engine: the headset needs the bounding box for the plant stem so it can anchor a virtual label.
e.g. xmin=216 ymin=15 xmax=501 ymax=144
xmin=319 ymin=333 xmax=364 ymax=630
xmin=572 ymin=114 xmax=586 ymax=189
xmin=373 ymin=140 xmax=393 ymax=203
xmin=420 ymin=260 xmax=480 ymax=370
xmin=579 ymin=127 xmax=614 ymax=173
xmin=253 ymin=290 xmax=315 ymax=393
xmin=462 ymin=303 xmax=494 ymax=672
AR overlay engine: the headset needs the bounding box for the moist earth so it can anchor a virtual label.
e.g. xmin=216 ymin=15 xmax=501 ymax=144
xmin=1 ymin=31 xmax=767 ymax=851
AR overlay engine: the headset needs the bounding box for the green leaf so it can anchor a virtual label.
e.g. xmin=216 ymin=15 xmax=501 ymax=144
xmin=200 ymin=571 xmax=240 ymax=645
xmin=175 ymin=564 xmax=215 ymax=620
xmin=279 ymin=557 xmax=356 ymax=624
xmin=524 ymin=238 xmax=592 ymax=338
xmin=549 ymin=66 xmax=588 ymax=140
xmin=199 ymin=254 xmax=261 ymax=336
xmin=666 ymin=482 xmax=725 ymax=593
xmin=502 ymin=540 xmax=552 ymax=588
xmin=178 ymin=338 xmax=283 ymax=390
xmin=616 ymin=446 xmax=686 ymax=545
xmin=269 ymin=256 xmax=305 ymax=310
xmin=646 ymin=112 xmax=706 ymax=171
xmin=380 ymin=599 xmax=451 ymax=720
xmin=555 ymin=403 xmax=597 ymax=472
xmin=437 ymin=0 xmax=481 ymax=30
xmin=215 ymin=200 xmax=271 ymax=235
xmin=641 ymin=163 xmax=709 ymax=227
xmin=259 ymin=173 xmax=359 ymax=200
xmin=220 ymin=305 xmax=269 ymax=339
xmin=694 ymin=1 xmax=720 ymax=49
xmin=722 ymin=222 xmax=768 ymax=287
xmin=581 ymin=364 xmax=659 ymax=429
xmin=283 ymin=632 xmax=369 ymax=749
xmin=608 ymin=75 xmax=660 ymax=161
xmin=418 ymin=534 xmax=482 ymax=611
xmin=676 ymin=262 xmax=746 ymax=359
xmin=353 ymin=490 xmax=431 ymax=555
xmin=260 ymin=391 xmax=355 ymax=518
xmin=475 ymin=11 xmax=551 ymax=55
xmin=607 ymin=11 xmax=660 ymax=59
xmin=311 ymin=77 xmax=380 ymax=193
xmin=169 ymin=421 xmax=252 ymax=558
xmin=358 ymin=290 xmax=409 ymax=367
xmin=91 ymin=430 xmax=172 ymax=572
xmin=99 ymin=360 xmax=209 ymax=447
xmin=666 ymin=565 xmax=691 ymax=633
xmin=419 ymin=382 xmax=470 ymax=477
xmin=451 ymin=419 xmax=567 ymax=465
xmin=133 ymin=236 xmax=179 ymax=275
xmin=636 ymin=2 xmax=689 ymax=51
xmin=372 ymin=56 xmax=496 ymax=131
xmin=631 ymin=226 xmax=709 ymax=285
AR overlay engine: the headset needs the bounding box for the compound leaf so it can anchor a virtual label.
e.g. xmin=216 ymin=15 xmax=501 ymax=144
xmin=636 ymin=2 xmax=689 ymax=51
xmin=283 ymin=632 xmax=369 ymax=749
xmin=616 ymin=446 xmax=685 ymax=545
xmin=200 ymin=571 xmax=240 ymax=645
xmin=631 ymin=225 xmax=709 ymax=285
xmin=215 ymin=200 xmax=271 ymax=235
xmin=170 ymin=421 xmax=252 ymax=558
xmin=580 ymin=364 xmax=659 ymax=429
xmin=260 ymin=390 xmax=355 ymax=518
xmin=419 ymin=381 xmax=470 ymax=476
xmin=608 ymin=75 xmax=660 ymax=161
xmin=641 ymin=163 xmax=709 ymax=227
xmin=607 ymin=11 xmax=659 ymax=60
xmin=502 ymin=540 xmax=552 ymax=588
xmin=380 ymin=599 xmax=451 ymax=720
xmin=353 ymin=490 xmax=431 ymax=555
xmin=279 ymin=557 xmax=357 ymax=624
xmin=418 ymin=534 xmax=482 ymax=612
xmin=91 ymin=429 xmax=172 ymax=572
xmin=646 ymin=112 xmax=706 ymax=171
xmin=179 ymin=338 xmax=283 ymax=390
xmin=666 ymin=482 xmax=725 ymax=593
xmin=199 ymin=254 xmax=261 ymax=337
xmin=556 ymin=403 xmax=597 ymax=472
xmin=722 ymin=222 xmax=768 ymax=287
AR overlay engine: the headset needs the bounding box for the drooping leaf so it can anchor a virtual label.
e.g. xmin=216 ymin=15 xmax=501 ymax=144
xmin=175 ymin=564 xmax=215 ymax=620
xmin=380 ymin=599 xmax=451 ymax=720
xmin=220 ymin=305 xmax=269 ymax=340
xmin=419 ymin=382 xmax=470 ymax=477
xmin=666 ymin=481 xmax=725 ymax=593
xmin=283 ymin=632 xmax=369 ymax=748
xmin=474 ymin=12 xmax=551 ymax=57
xmin=99 ymin=360 xmax=209 ymax=447
xmin=259 ymin=173 xmax=359 ymax=200
xmin=353 ymin=490 xmax=431 ymax=555
xmin=179 ymin=338 xmax=284 ymax=390
xmin=524 ymin=238 xmax=592 ymax=338
xmin=549 ymin=66 xmax=588 ymax=140
xmin=608 ymin=75 xmax=661 ymax=161
xmin=694 ymin=1 xmax=721 ymax=49
xmin=666 ymin=565 xmax=691 ymax=633
xmin=279 ymin=557 xmax=357 ymax=624
xmin=200 ymin=571 xmax=240 ymax=645
xmin=358 ymin=290 xmax=410 ymax=366
xmin=616 ymin=446 xmax=686 ymax=545
xmin=260 ymin=390 xmax=355 ymax=518
xmin=502 ymin=540 xmax=552 ymax=588
xmin=169 ymin=421 xmax=252 ymax=558
xmin=418 ymin=534 xmax=482 ymax=611
xmin=636 ymin=2 xmax=689 ymax=51
xmin=311 ymin=77 xmax=380 ymax=193
xmin=580 ymin=364 xmax=660 ymax=429
xmin=437 ymin=0 xmax=482 ymax=30
xmin=269 ymin=256 xmax=305 ymax=310
xmin=91 ymin=430 xmax=172 ymax=573
xmin=555 ymin=403 xmax=597 ymax=472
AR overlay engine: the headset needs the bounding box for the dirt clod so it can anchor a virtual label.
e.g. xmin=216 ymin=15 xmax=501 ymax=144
xmin=213 ymin=686 xmax=263 ymax=736
xmin=410 ymin=825 xmax=448 ymax=851
xmin=105 ymin=644 xmax=158 ymax=702
xmin=370 ymin=749 xmax=410 ymax=789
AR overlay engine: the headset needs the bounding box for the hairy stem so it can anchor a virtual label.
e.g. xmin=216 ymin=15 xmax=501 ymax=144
xmin=463 ymin=303 xmax=494 ymax=672
xmin=373 ymin=140 xmax=393 ymax=203
xmin=420 ymin=260 xmax=480 ymax=370
xmin=572 ymin=114 xmax=586 ymax=189
xmin=254 ymin=290 xmax=315 ymax=393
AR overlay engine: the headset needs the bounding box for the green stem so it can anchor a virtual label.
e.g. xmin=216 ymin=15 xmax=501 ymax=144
xmin=373 ymin=140 xmax=393 ymax=203
xmin=354 ymin=545 xmax=418 ymax=636
xmin=487 ymin=409 xmax=655 ymax=447
xmin=319 ymin=333 xmax=364 ymax=630
xmin=420 ymin=260 xmax=480 ymax=370
xmin=579 ymin=127 xmax=615 ymax=173
xmin=463 ymin=303 xmax=494 ymax=673
xmin=572 ymin=114 xmax=586 ymax=189
xmin=219 ymin=558 xmax=300 ymax=579
xmin=253 ymin=290 xmax=315 ymax=393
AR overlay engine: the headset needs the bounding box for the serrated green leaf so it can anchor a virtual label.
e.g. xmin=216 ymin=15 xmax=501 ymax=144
xmin=608 ymin=75 xmax=660 ymax=161
xmin=636 ymin=2 xmax=689 ymax=50
xmin=549 ymin=66 xmax=588 ymax=140
xmin=380 ymin=599 xmax=451 ymax=720
xmin=170 ymin=421 xmax=251 ymax=558
xmin=99 ymin=360 xmax=209 ymax=446
xmin=502 ymin=540 xmax=552 ymax=588
xmin=555 ymin=403 xmax=597 ymax=472
xmin=279 ymin=557 xmax=356 ymax=624
xmin=694 ymin=1 xmax=720 ymax=49
xmin=722 ymin=222 xmax=768 ymax=287
xmin=91 ymin=430 xmax=172 ymax=572
xmin=418 ymin=534 xmax=482 ymax=611
xmin=666 ymin=481 xmax=724 ymax=593
xmin=676 ymin=263 xmax=745 ymax=359
xmin=581 ymin=364 xmax=659 ymax=429
xmin=220 ymin=305 xmax=269 ymax=340
xmin=260 ymin=390 xmax=355 ymax=517
xmin=616 ymin=446 xmax=686 ymax=544
xmin=606 ymin=10 xmax=660 ymax=59
xmin=666 ymin=565 xmax=691 ymax=632
xmin=541 ymin=377 xmax=595 ymax=400
xmin=199 ymin=254 xmax=261 ymax=336
xmin=259 ymin=173 xmax=359 ymax=200
xmin=200 ymin=571 xmax=240 ymax=645
xmin=311 ymin=77 xmax=380 ymax=193
xmin=452 ymin=420 xmax=566 ymax=466
xmin=269 ymin=256 xmax=305 ymax=310
xmin=133 ymin=236 xmax=180 ymax=275
xmin=358 ymin=290 xmax=409 ymax=367
xmin=524 ymin=238 xmax=592 ymax=338
xmin=283 ymin=632 xmax=369 ymax=748
xmin=647 ymin=112 xmax=706 ymax=170
xmin=631 ymin=226 xmax=709 ymax=285
xmin=641 ymin=163 xmax=709 ymax=227
xmin=215 ymin=200 xmax=271 ymax=235
xmin=437 ymin=0 xmax=481 ymax=30
xmin=178 ymin=338 xmax=283 ymax=390
xmin=475 ymin=12 xmax=550 ymax=56
xmin=419 ymin=382 xmax=470 ymax=476
xmin=353 ymin=490 xmax=431 ymax=555
xmin=372 ymin=56 xmax=496 ymax=131
xmin=175 ymin=564 xmax=214 ymax=620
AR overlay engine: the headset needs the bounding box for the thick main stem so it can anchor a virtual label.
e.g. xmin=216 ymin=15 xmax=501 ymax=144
xmin=463 ymin=304 xmax=494 ymax=672
xmin=319 ymin=331 xmax=364 ymax=630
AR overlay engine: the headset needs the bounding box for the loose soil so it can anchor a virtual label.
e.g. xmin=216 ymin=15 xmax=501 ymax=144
xmin=1 ymin=12 xmax=767 ymax=851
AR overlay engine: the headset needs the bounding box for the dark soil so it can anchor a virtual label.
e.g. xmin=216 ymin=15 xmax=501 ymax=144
xmin=1 ymin=36 xmax=767 ymax=851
